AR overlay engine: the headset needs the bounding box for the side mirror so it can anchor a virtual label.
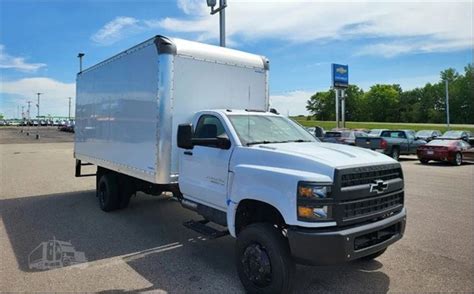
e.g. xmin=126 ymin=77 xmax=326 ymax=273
xmin=217 ymin=134 xmax=231 ymax=150
xmin=177 ymin=124 xmax=194 ymax=149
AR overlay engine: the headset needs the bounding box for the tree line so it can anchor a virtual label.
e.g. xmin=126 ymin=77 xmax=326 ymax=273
xmin=306 ymin=64 xmax=474 ymax=124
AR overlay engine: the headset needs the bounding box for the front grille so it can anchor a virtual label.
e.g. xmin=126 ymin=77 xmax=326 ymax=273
xmin=341 ymin=167 xmax=402 ymax=187
xmin=342 ymin=192 xmax=403 ymax=221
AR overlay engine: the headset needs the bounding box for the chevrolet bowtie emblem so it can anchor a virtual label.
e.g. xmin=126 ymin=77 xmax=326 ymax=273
xmin=370 ymin=180 xmax=388 ymax=194
xmin=336 ymin=67 xmax=347 ymax=74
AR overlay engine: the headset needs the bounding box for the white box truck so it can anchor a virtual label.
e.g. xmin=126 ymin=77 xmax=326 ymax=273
xmin=75 ymin=35 xmax=406 ymax=293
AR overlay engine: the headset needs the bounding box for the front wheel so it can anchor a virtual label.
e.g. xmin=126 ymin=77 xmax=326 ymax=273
xmin=236 ymin=223 xmax=295 ymax=294
xmin=420 ymin=159 xmax=429 ymax=164
xmin=452 ymin=152 xmax=462 ymax=166
xmin=391 ymin=148 xmax=400 ymax=161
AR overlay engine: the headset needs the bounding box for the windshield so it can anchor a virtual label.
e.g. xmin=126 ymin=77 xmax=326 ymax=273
xmin=324 ymin=132 xmax=342 ymax=138
xmin=227 ymin=115 xmax=317 ymax=146
xmin=416 ymin=130 xmax=432 ymax=136
xmin=427 ymin=140 xmax=455 ymax=146
xmin=442 ymin=131 xmax=464 ymax=137
xmin=370 ymin=129 xmax=383 ymax=134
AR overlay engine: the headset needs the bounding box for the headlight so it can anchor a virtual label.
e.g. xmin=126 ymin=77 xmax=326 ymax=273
xmin=297 ymin=182 xmax=333 ymax=222
xmin=298 ymin=183 xmax=331 ymax=199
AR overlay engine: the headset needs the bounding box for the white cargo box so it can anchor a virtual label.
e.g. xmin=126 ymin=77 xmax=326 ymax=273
xmin=74 ymin=35 xmax=269 ymax=184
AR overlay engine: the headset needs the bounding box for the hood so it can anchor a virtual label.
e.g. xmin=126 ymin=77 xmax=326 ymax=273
xmin=256 ymin=142 xmax=396 ymax=168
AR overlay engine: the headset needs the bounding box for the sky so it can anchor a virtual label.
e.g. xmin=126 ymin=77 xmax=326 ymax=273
xmin=0 ymin=0 xmax=472 ymax=118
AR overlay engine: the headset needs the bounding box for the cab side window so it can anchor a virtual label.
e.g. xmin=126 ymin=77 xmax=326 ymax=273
xmin=195 ymin=115 xmax=226 ymax=139
xmin=193 ymin=115 xmax=229 ymax=149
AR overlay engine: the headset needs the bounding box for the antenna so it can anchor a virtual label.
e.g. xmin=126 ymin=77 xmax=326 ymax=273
xmin=247 ymin=86 xmax=251 ymax=139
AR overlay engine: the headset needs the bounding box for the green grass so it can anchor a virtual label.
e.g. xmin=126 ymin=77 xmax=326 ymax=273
xmin=292 ymin=118 xmax=474 ymax=133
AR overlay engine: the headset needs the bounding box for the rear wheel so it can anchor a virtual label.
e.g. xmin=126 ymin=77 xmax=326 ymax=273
xmin=236 ymin=223 xmax=295 ymax=294
xmin=97 ymin=172 xmax=119 ymax=211
xmin=452 ymin=152 xmax=462 ymax=166
xmin=118 ymin=175 xmax=135 ymax=209
xmin=391 ymin=148 xmax=400 ymax=161
xmin=420 ymin=159 xmax=429 ymax=164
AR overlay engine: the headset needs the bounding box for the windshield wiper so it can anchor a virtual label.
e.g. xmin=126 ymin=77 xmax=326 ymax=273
xmin=246 ymin=139 xmax=312 ymax=146
xmin=246 ymin=140 xmax=274 ymax=146
xmin=283 ymin=139 xmax=312 ymax=143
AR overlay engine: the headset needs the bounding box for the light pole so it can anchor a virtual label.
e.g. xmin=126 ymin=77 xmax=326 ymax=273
xmin=20 ymin=106 xmax=25 ymax=133
xmin=26 ymin=101 xmax=32 ymax=135
xmin=206 ymin=0 xmax=227 ymax=47
xmin=445 ymin=79 xmax=450 ymax=130
xmin=36 ymin=92 xmax=42 ymax=119
xmin=36 ymin=93 xmax=42 ymax=139
xmin=78 ymin=53 xmax=85 ymax=73
xmin=68 ymin=97 xmax=72 ymax=120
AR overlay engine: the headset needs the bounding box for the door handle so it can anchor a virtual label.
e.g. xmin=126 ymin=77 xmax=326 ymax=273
xmin=184 ymin=151 xmax=193 ymax=156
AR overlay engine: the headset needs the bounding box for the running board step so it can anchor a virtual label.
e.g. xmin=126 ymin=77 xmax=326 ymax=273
xmin=183 ymin=219 xmax=229 ymax=239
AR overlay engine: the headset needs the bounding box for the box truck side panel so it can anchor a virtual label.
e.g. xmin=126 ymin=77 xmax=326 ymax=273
xmin=75 ymin=42 xmax=159 ymax=182
xmin=170 ymin=56 xmax=268 ymax=175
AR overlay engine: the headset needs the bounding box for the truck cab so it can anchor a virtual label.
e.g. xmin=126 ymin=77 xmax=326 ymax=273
xmin=177 ymin=109 xmax=406 ymax=293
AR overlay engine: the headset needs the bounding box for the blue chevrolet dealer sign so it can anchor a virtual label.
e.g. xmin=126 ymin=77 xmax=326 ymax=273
xmin=332 ymin=64 xmax=349 ymax=88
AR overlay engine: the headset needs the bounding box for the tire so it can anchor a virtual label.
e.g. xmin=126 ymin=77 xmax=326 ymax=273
xmin=419 ymin=159 xmax=429 ymax=164
xmin=97 ymin=172 xmax=120 ymax=211
xmin=118 ymin=175 xmax=135 ymax=209
xmin=236 ymin=223 xmax=295 ymax=294
xmin=390 ymin=147 xmax=400 ymax=161
xmin=359 ymin=248 xmax=387 ymax=261
xmin=452 ymin=152 xmax=462 ymax=166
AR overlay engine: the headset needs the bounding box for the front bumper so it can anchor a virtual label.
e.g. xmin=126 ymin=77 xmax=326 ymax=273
xmin=287 ymin=208 xmax=406 ymax=265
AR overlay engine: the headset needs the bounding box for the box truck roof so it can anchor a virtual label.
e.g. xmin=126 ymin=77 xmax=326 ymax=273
xmin=80 ymin=35 xmax=268 ymax=75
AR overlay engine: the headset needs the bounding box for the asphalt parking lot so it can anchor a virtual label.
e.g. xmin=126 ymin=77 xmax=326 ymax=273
xmin=1 ymin=128 xmax=473 ymax=293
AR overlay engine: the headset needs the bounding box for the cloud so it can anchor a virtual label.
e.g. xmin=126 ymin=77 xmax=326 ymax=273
xmin=0 ymin=77 xmax=75 ymax=118
xmin=270 ymin=90 xmax=315 ymax=116
xmin=90 ymin=2 xmax=472 ymax=55
xmin=356 ymin=38 xmax=474 ymax=58
xmin=176 ymin=0 xmax=207 ymax=15
xmin=91 ymin=17 xmax=140 ymax=45
xmin=0 ymin=45 xmax=46 ymax=72
xmin=155 ymin=0 xmax=472 ymax=57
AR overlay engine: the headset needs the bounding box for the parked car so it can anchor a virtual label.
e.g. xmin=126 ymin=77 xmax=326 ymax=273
xmin=322 ymin=131 xmax=344 ymax=144
xmin=306 ymin=126 xmax=325 ymax=139
xmin=0 ymin=120 xmax=6 ymax=126
xmin=355 ymin=130 xmax=426 ymax=160
xmin=368 ymin=129 xmax=388 ymax=137
xmin=417 ymin=139 xmax=473 ymax=166
xmin=415 ymin=130 xmax=441 ymax=142
xmin=59 ymin=121 xmax=75 ymax=133
xmin=322 ymin=130 xmax=368 ymax=145
xmin=439 ymin=130 xmax=471 ymax=142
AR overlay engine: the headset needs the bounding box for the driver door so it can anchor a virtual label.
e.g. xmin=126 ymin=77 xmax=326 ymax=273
xmin=178 ymin=115 xmax=233 ymax=210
